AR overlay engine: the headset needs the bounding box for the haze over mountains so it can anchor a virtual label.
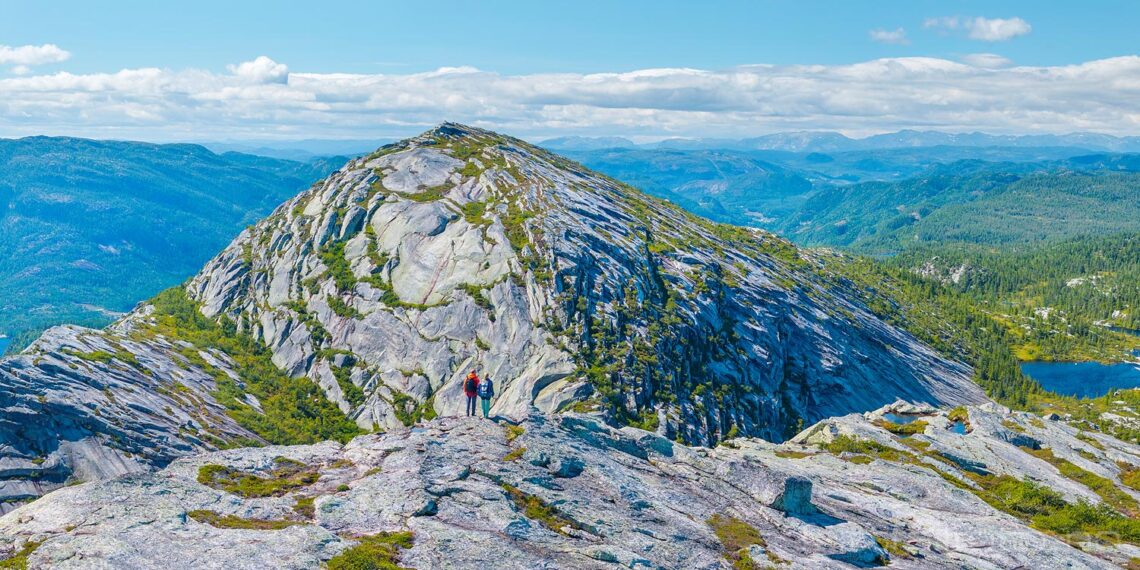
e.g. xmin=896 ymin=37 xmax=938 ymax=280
xmin=541 ymin=130 xmax=1140 ymax=153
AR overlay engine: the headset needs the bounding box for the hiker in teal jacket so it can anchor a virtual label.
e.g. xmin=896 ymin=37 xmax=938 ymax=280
xmin=477 ymin=376 xmax=495 ymax=419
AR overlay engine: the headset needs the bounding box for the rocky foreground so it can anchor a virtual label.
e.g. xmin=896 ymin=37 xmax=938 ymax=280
xmin=4 ymin=402 xmax=1140 ymax=569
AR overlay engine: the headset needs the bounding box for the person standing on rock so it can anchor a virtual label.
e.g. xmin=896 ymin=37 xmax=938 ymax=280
xmin=478 ymin=375 xmax=495 ymax=419
xmin=464 ymin=370 xmax=480 ymax=417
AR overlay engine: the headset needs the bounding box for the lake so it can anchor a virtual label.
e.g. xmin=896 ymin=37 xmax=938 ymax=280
xmin=0 ymin=337 xmax=7 ymax=355
xmin=1021 ymin=360 xmax=1140 ymax=399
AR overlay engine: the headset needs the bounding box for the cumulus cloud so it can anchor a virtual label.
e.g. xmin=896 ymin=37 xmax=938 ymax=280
xmin=966 ymin=17 xmax=1032 ymax=41
xmin=869 ymin=28 xmax=909 ymax=45
xmin=226 ymin=56 xmax=289 ymax=84
xmin=0 ymin=44 xmax=70 ymax=73
xmin=925 ymin=16 xmax=1031 ymax=41
xmin=2 ymin=55 xmax=1140 ymax=140
xmin=960 ymin=53 xmax=1013 ymax=68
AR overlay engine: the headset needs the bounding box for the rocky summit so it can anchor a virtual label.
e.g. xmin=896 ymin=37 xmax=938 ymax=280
xmin=4 ymin=404 xmax=1140 ymax=568
xmin=4 ymin=124 xmax=1139 ymax=568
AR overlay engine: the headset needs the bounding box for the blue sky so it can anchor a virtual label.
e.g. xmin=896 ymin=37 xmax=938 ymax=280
xmin=1 ymin=1 xmax=1139 ymax=141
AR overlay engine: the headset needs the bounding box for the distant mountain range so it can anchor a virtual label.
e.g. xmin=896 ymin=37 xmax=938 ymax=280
xmin=543 ymin=130 xmax=1140 ymax=153
xmin=0 ymin=136 xmax=346 ymax=349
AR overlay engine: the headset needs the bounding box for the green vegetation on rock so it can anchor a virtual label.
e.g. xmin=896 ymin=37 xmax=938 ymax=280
xmin=187 ymin=510 xmax=302 ymax=530
xmin=196 ymin=457 xmax=318 ymax=498
xmin=326 ymin=531 xmax=414 ymax=570
xmin=144 ymin=287 xmax=362 ymax=445
xmin=0 ymin=541 xmax=40 ymax=570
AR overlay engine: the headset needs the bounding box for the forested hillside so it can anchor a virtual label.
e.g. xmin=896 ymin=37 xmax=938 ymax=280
xmin=0 ymin=137 xmax=345 ymax=351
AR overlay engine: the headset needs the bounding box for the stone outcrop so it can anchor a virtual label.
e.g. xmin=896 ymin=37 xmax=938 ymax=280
xmin=3 ymin=407 xmax=1135 ymax=569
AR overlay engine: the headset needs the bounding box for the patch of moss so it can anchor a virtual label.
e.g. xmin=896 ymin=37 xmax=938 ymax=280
xmin=326 ymin=531 xmax=414 ymax=570
xmin=293 ymin=496 xmax=315 ymax=519
xmin=504 ymin=424 xmax=525 ymax=443
xmin=328 ymin=295 xmax=363 ymax=319
xmin=188 ymin=510 xmax=301 ymax=530
xmin=876 ymin=419 xmax=929 ymax=436
xmin=502 ymin=447 xmax=526 ymax=462
xmin=947 ymin=406 xmax=969 ymax=423
xmin=707 ymin=514 xmax=766 ymax=568
xmin=197 ymin=457 xmax=319 ymax=498
xmin=1002 ymin=419 xmax=1026 ymax=433
xmin=774 ymin=449 xmax=813 ymax=459
xmin=501 ymin=483 xmax=582 ymax=535
xmin=874 ymin=535 xmax=911 ymax=563
xmin=0 ymin=540 xmax=40 ymax=570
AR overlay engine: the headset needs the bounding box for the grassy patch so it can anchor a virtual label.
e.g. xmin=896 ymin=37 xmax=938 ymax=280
xmin=502 ymin=447 xmax=526 ymax=462
xmin=320 ymin=240 xmax=358 ymax=293
xmin=1020 ymin=447 xmax=1139 ymax=516
xmin=187 ymin=510 xmax=302 ymax=530
xmin=774 ymin=449 xmax=813 ymax=459
xmin=1002 ymin=419 xmax=1026 ymax=433
xmin=145 ymin=287 xmax=362 ymax=445
xmin=948 ymin=406 xmax=969 ymax=424
xmin=501 ymin=483 xmax=582 ymax=535
xmin=327 ymin=531 xmax=414 ymax=570
xmin=876 ymin=419 xmax=928 ymax=436
xmin=0 ymin=541 xmax=40 ymax=570
xmin=874 ymin=535 xmax=911 ymax=563
xmin=197 ymin=457 xmax=319 ymax=498
xmin=293 ymin=496 xmax=315 ymax=519
xmin=820 ymin=435 xmax=909 ymax=463
xmin=328 ymin=295 xmax=363 ymax=319
xmin=504 ymin=424 xmax=525 ymax=443
xmin=331 ymin=363 xmax=366 ymax=407
xmin=1119 ymin=462 xmax=1140 ymax=491
xmin=707 ymin=514 xmax=765 ymax=568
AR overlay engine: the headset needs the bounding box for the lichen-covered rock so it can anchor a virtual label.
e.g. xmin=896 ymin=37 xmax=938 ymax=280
xmin=2 ymin=411 xmax=1130 ymax=569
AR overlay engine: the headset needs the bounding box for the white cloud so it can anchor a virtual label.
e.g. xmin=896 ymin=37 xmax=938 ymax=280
xmin=0 ymin=43 xmax=71 ymax=66
xmin=967 ymin=17 xmax=1032 ymax=41
xmin=0 ymin=44 xmax=70 ymax=74
xmin=2 ymin=55 xmax=1140 ymax=140
xmin=924 ymin=16 xmax=1031 ymax=41
xmin=960 ymin=53 xmax=1013 ymax=68
xmin=869 ymin=28 xmax=909 ymax=45
xmin=226 ymin=56 xmax=289 ymax=84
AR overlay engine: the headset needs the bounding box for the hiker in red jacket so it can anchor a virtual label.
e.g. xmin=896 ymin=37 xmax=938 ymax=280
xmin=463 ymin=370 xmax=480 ymax=417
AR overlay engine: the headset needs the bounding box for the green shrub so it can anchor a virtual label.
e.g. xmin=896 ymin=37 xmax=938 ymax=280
xmin=187 ymin=510 xmax=301 ymax=530
xmin=501 ymin=483 xmax=581 ymax=535
xmin=876 ymin=419 xmax=928 ymax=436
xmin=707 ymin=514 xmax=765 ymax=568
xmin=293 ymin=496 xmax=315 ymax=518
xmin=326 ymin=531 xmax=413 ymax=570
xmin=0 ymin=541 xmax=40 ymax=570
xmin=146 ymin=287 xmax=362 ymax=445
xmin=197 ymin=457 xmax=318 ymax=498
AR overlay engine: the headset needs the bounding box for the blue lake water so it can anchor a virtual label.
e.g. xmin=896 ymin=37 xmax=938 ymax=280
xmin=1021 ymin=360 xmax=1140 ymax=399
xmin=0 ymin=337 xmax=8 ymax=355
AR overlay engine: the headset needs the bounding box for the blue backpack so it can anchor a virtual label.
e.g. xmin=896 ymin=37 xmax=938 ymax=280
xmin=478 ymin=378 xmax=494 ymax=398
